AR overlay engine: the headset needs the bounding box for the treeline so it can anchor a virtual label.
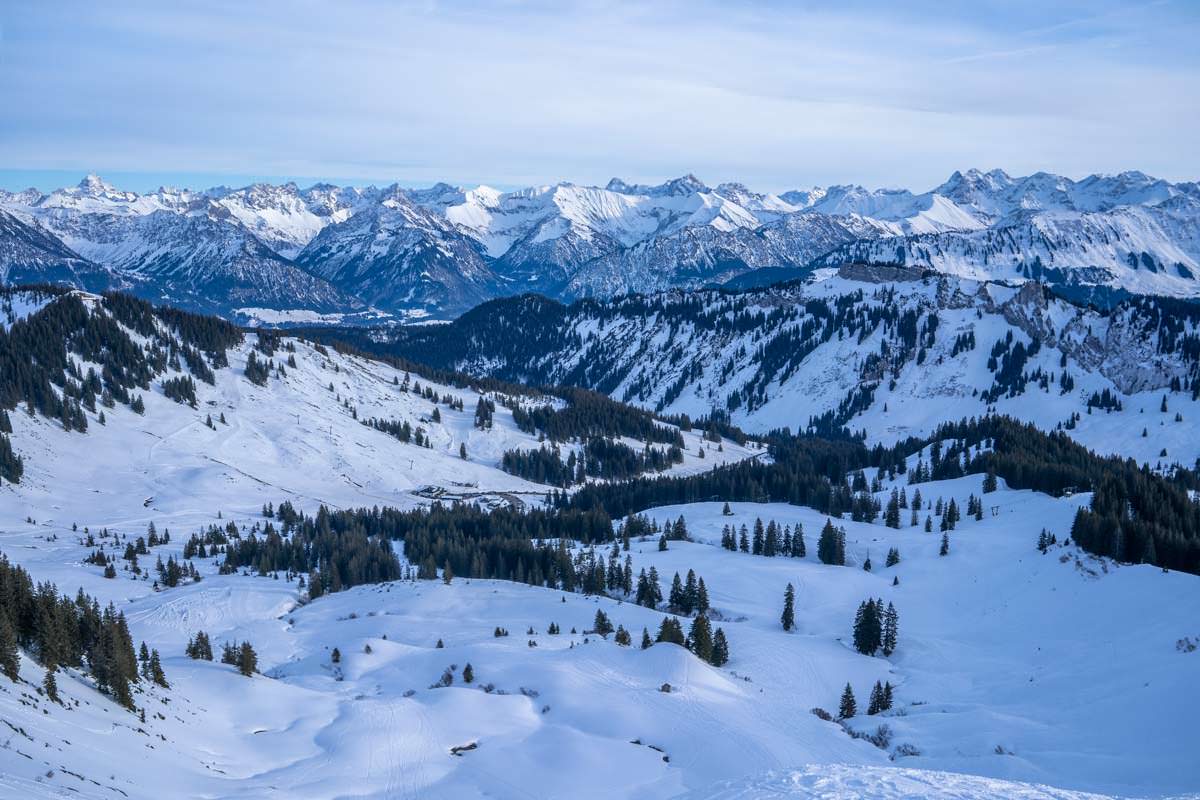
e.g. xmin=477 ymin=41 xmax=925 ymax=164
xmin=394 ymin=503 xmax=614 ymax=590
xmin=220 ymin=504 xmax=402 ymax=597
xmin=542 ymin=411 xmax=1200 ymax=573
xmin=719 ymin=516 xmax=807 ymax=559
xmin=0 ymin=409 xmax=21 ymax=483
xmin=557 ymin=435 xmax=871 ymax=520
xmin=510 ymin=387 xmax=684 ymax=446
xmin=363 ymin=416 xmax=434 ymax=448
xmin=501 ymin=438 xmax=683 ymax=487
xmin=915 ymin=417 xmax=1200 ymax=574
xmin=0 ymin=287 xmax=243 ymax=482
xmin=0 ymin=553 xmax=162 ymax=708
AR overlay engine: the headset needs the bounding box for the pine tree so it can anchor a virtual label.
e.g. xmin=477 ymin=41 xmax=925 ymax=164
xmin=711 ymin=627 xmax=730 ymax=667
xmin=852 ymin=599 xmax=882 ymax=655
xmin=885 ymin=490 xmax=901 ymax=528
xmin=738 ymin=526 xmax=750 ymax=553
xmin=867 ymin=680 xmax=884 ymax=715
xmin=641 ymin=627 xmax=653 ymax=650
xmin=688 ymin=615 xmax=713 ymax=663
xmin=885 ymin=547 xmax=900 ymax=567
xmin=0 ymin=617 xmax=20 ymax=681
xmin=186 ymin=631 xmax=214 ymax=660
xmin=669 ymin=572 xmax=684 ymax=611
xmin=443 ymin=560 xmax=454 ymax=584
xmin=839 ymin=683 xmax=857 ymax=719
xmin=818 ymin=518 xmax=845 ymax=565
xmin=43 ymin=665 xmax=59 ymax=702
xmin=939 ymin=532 xmax=950 ymax=556
xmin=722 ymin=502 xmax=733 ymax=516
xmin=615 ymin=625 xmax=631 ymax=646
xmin=781 ymin=583 xmax=796 ymax=631
xmin=655 ymin=617 xmax=686 ymax=646
xmin=882 ymin=602 xmax=898 ymax=657
xmin=238 ymin=641 xmax=257 ymax=676
xmin=983 ymin=469 xmax=998 ymax=493
xmin=683 ymin=569 xmax=699 ymax=614
xmin=593 ymin=609 xmax=614 ymax=637
xmin=764 ymin=520 xmax=779 ymax=557
xmin=148 ymin=649 xmax=168 ymax=688
xmin=463 ymin=663 xmax=474 ymax=683
xmin=646 ymin=566 xmax=662 ymax=607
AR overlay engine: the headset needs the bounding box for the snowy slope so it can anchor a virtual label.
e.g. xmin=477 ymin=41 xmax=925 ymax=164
xmin=380 ymin=271 xmax=1200 ymax=470
xmin=2 ymin=434 xmax=1198 ymax=798
xmin=208 ymin=182 xmax=379 ymax=258
xmin=0 ymin=209 xmax=115 ymax=291
xmin=815 ymin=202 xmax=1200 ymax=298
xmin=1 ymin=294 xmax=1198 ymax=799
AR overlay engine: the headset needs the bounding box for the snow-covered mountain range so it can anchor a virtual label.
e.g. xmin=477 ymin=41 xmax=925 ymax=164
xmin=1 ymin=285 xmax=1197 ymax=799
xmin=2 ymin=169 xmax=1198 ymax=320
xmin=359 ymin=266 xmax=1200 ymax=469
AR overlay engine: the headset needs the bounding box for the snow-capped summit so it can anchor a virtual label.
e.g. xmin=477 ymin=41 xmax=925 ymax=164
xmin=779 ymin=186 xmax=828 ymax=208
xmin=76 ymin=173 xmax=128 ymax=198
xmin=932 ymin=168 xmax=1015 ymax=217
xmin=649 ymin=173 xmax=710 ymax=196
xmin=2 ymin=167 xmax=1199 ymax=317
xmin=296 ymin=186 xmax=496 ymax=314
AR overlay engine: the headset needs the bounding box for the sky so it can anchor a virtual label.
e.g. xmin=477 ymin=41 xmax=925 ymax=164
xmin=0 ymin=0 xmax=1197 ymax=194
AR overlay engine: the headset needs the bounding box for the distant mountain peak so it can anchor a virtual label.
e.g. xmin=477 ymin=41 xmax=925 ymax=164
xmin=3 ymin=167 xmax=1198 ymax=318
xmin=658 ymin=173 xmax=709 ymax=195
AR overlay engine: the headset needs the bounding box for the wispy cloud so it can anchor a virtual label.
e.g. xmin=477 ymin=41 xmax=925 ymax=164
xmin=0 ymin=0 xmax=1196 ymax=192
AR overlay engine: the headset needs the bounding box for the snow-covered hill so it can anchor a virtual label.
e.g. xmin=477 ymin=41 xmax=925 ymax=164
xmin=1 ymin=288 xmax=1198 ymax=799
xmin=373 ymin=270 xmax=1200 ymax=470
xmin=815 ymin=202 xmax=1200 ymax=299
xmin=4 ymin=169 xmax=1198 ymax=318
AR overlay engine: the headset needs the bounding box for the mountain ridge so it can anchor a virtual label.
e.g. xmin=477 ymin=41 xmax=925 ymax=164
xmin=2 ymin=169 xmax=1199 ymax=321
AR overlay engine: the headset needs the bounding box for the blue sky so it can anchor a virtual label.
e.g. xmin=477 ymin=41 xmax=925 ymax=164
xmin=1 ymin=0 xmax=1197 ymax=193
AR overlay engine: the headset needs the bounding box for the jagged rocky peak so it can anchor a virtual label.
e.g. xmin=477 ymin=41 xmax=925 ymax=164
xmin=2 ymin=168 xmax=1199 ymax=319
